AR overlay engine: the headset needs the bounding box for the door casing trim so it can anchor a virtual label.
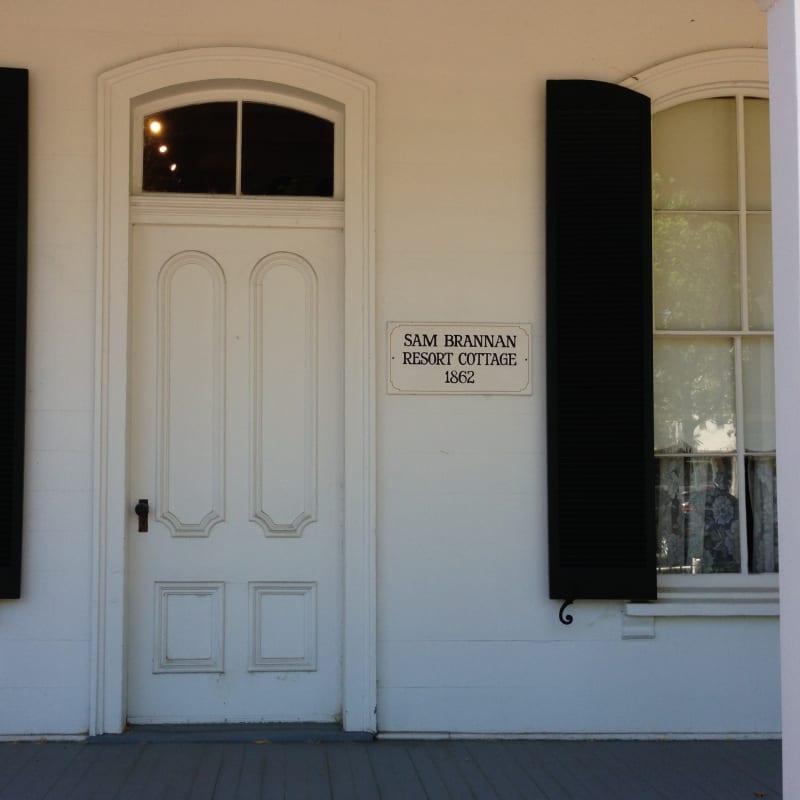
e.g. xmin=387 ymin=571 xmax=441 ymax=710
xmin=92 ymin=48 xmax=376 ymax=735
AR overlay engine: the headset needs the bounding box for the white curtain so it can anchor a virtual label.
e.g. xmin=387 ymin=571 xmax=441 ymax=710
xmin=656 ymin=458 xmax=710 ymax=573
xmin=748 ymin=456 xmax=779 ymax=573
xmin=655 ymin=457 xmax=741 ymax=573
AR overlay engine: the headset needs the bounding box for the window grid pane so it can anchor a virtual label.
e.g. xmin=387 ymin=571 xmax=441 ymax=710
xmin=241 ymin=103 xmax=334 ymax=197
xmin=655 ymin=456 xmax=740 ymax=574
xmin=653 ymin=93 xmax=776 ymax=576
xmin=746 ymin=455 xmax=778 ymax=573
xmin=143 ymin=103 xmax=237 ymax=194
xmin=745 ymin=98 xmax=771 ymax=212
xmin=653 ymin=338 xmax=736 ymax=454
xmin=747 ymin=214 xmax=774 ymax=330
xmin=742 ymin=337 xmax=776 ymax=452
xmin=653 ymin=213 xmax=740 ymax=330
xmin=142 ymin=101 xmax=335 ymax=197
xmin=652 ymin=98 xmax=738 ymax=211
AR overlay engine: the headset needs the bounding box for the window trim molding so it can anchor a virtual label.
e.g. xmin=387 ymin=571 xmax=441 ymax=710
xmin=622 ymin=48 xmax=777 ymax=615
xmin=623 ymin=48 xmax=768 ymax=111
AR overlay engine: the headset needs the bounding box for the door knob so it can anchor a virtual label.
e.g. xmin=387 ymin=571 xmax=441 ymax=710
xmin=134 ymin=499 xmax=150 ymax=532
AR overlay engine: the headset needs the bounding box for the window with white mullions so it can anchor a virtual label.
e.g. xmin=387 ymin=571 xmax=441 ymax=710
xmin=652 ymin=95 xmax=777 ymax=576
xmin=141 ymin=100 xmax=335 ymax=197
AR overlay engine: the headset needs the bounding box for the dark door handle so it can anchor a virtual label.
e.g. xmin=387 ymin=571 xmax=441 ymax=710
xmin=134 ymin=499 xmax=150 ymax=532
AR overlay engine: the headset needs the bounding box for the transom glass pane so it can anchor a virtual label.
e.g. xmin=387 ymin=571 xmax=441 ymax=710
xmin=241 ymin=103 xmax=334 ymax=196
xmin=653 ymin=338 xmax=736 ymax=453
xmin=142 ymin=101 xmax=335 ymax=197
xmin=747 ymin=214 xmax=773 ymax=330
xmin=143 ymin=103 xmax=237 ymax=194
xmin=653 ymin=213 xmax=740 ymax=330
xmin=652 ymin=99 xmax=738 ymax=211
xmin=745 ymin=98 xmax=771 ymax=211
xmin=742 ymin=337 xmax=776 ymax=452
xmin=655 ymin=456 xmax=740 ymax=573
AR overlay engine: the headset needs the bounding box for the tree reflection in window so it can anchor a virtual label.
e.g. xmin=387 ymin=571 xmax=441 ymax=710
xmin=652 ymin=97 xmax=777 ymax=575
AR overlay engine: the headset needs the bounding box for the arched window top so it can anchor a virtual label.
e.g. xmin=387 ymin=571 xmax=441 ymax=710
xmin=137 ymin=97 xmax=337 ymax=197
xmin=637 ymin=50 xmax=778 ymax=579
xmin=622 ymin=48 xmax=768 ymax=111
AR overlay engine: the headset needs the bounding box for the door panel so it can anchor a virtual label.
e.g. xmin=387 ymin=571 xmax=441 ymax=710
xmin=127 ymin=223 xmax=343 ymax=723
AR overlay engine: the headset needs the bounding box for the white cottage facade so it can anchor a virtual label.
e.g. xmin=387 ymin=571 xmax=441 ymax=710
xmin=2 ymin=0 xmax=800 ymax=794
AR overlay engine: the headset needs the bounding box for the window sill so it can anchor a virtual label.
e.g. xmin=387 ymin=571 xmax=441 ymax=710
xmin=626 ymin=584 xmax=779 ymax=618
xmin=625 ymin=599 xmax=779 ymax=617
xmin=622 ymin=585 xmax=779 ymax=637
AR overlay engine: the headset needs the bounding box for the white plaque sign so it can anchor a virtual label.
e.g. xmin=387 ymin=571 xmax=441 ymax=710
xmin=387 ymin=323 xmax=532 ymax=395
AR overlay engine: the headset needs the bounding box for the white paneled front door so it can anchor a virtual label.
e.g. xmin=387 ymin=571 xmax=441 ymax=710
xmin=126 ymin=219 xmax=344 ymax=724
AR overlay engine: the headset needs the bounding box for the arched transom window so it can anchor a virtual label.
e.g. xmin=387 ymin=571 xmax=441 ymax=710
xmin=137 ymin=99 xmax=338 ymax=197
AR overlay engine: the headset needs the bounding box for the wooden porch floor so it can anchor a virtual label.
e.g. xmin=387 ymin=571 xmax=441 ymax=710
xmin=0 ymin=737 xmax=782 ymax=799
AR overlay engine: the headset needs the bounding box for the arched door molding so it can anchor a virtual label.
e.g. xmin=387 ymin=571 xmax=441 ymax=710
xmin=92 ymin=48 xmax=375 ymax=735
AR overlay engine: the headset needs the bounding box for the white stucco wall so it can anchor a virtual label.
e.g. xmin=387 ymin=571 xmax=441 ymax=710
xmin=0 ymin=0 xmax=778 ymax=736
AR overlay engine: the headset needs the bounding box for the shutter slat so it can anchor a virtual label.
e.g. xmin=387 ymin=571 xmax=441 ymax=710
xmin=546 ymin=80 xmax=655 ymax=602
xmin=0 ymin=67 xmax=28 ymax=599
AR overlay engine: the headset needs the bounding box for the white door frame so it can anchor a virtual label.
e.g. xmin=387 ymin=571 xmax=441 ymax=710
xmin=91 ymin=48 xmax=376 ymax=735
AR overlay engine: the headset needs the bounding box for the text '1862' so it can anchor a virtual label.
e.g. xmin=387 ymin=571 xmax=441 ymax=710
xmin=387 ymin=323 xmax=532 ymax=395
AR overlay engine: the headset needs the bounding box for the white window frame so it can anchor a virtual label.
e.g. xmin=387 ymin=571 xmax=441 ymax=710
xmin=622 ymin=49 xmax=778 ymax=618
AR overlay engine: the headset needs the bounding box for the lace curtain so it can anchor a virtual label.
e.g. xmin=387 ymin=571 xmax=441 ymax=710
xmin=655 ymin=456 xmax=778 ymax=574
xmin=748 ymin=456 xmax=779 ymax=573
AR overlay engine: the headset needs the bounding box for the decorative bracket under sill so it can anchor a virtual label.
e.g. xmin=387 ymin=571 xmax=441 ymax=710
xmin=558 ymin=599 xmax=574 ymax=625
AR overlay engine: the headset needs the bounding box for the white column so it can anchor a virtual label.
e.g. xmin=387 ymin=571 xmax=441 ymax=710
xmin=765 ymin=1 xmax=800 ymax=796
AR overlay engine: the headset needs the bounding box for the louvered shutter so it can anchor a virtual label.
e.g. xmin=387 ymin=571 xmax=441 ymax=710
xmin=0 ymin=68 xmax=28 ymax=599
xmin=546 ymin=80 xmax=655 ymax=602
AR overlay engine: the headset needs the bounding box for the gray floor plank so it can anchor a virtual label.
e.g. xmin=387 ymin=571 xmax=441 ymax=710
xmin=327 ymin=743 xmax=381 ymax=800
xmin=509 ymin=740 xmax=610 ymax=800
xmin=540 ymin=741 xmax=629 ymax=800
xmin=324 ymin=744 xmax=355 ymax=800
xmin=0 ymin=738 xmax=783 ymax=799
xmin=413 ymin=741 xmax=472 ymax=799
xmin=658 ymin=741 xmax=777 ymax=800
xmin=234 ymin=744 xmax=266 ymax=799
xmin=0 ymin=743 xmax=45 ymax=792
xmin=152 ymin=743 xmax=210 ymax=800
xmin=604 ymin=741 xmax=718 ymax=800
xmin=185 ymin=744 xmax=226 ymax=800
xmin=0 ymin=743 xmax=82 ymax=800
xmin=47 ymin=744 xmax=144 ymax=800
xmin=368 ymin=742 xmax=428 ymax=800
xmin=283 ymin=744 xmax=332 ymax=800
xmin=111 ymin=743 xmax=167 ymax=800
xmin=208 ymin=743 xmax=247 ymax=799
xmin=461 ymin=741 xmax=550 ymax=800
xmin=431 ymin=741 xmax=500 ymax=799
xmin=259 ymin=743 xmax=289 ymax=800
xmin=403 ymin=742 xmax=455 ymax=800
xmin=501 ymin=740 xmax=576 ymax=799
xmin=570 ymin=741 xmax=675 ymax=800
xmin=705 ymin=739 xmax=782 ymax=795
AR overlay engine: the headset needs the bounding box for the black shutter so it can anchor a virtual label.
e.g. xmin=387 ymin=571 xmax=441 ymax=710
xmin=546 ymin=80 xmax=655 ymax=602
xmin=0 ymin=68 xmax=28 ymax=599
